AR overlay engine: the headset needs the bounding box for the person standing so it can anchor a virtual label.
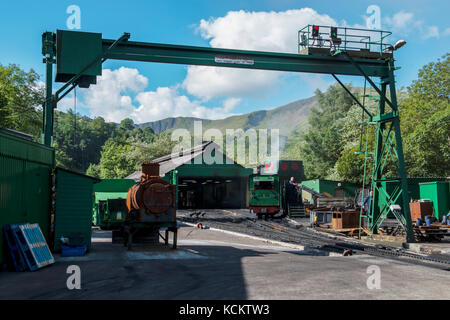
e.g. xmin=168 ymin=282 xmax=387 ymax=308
xmin=289 ymin=177 xmax=300 ymax=202
xmin=289 ymin=176 xmax=298 ymax=186
xmin=363 ymin=190 xmax=373 ymax=215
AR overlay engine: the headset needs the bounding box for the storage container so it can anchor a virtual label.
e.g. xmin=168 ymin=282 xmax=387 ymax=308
xmin=409 ymin=201 xmax=434 ymax=221
xmin=61 ymin=243 xmax=87 ymax=257
xmin=419 ymin=181 xmax=450 ymax=220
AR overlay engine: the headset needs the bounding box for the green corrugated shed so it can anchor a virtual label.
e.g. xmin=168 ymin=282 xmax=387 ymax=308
xmin=174 ymin=162 xmax=252 ymax=209
xmin=93 ymin=179 xmax=136 ymax=193
xmin=0 ymin=130 xmax=54 ymax=266
xmin=93 ymin=179 xmax=135 ymax=202
xmin=176 ymin=161 xmax=252 ymax=178
xmin=126 ymin=142 xmax=254 ymax=208
xmin=53 ymin=168 xmax=98 ymax=252
xmin=92 ymin=179 xmax=135 ymax=226
xmin=378 ymin=178 xmax=447 ymax=212
xmin=300 ymin=179 xmax=359 ymax=200
xmin=419 ymin=181 xmax=450 ymax=219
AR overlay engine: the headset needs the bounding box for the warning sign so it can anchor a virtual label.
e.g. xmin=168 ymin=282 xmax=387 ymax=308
xmin=215 ymin=55 xmax=254 ymax=65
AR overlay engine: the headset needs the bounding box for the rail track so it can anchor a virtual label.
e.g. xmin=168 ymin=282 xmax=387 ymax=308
xmin=178 ymin=209 xmax=450 ymax=271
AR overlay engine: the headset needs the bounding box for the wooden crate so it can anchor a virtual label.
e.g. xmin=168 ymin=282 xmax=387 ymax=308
xmin=409 ymin=201 xmax=434 ymax=221
xmin=332 ymin=210 xmax=360 ymax=229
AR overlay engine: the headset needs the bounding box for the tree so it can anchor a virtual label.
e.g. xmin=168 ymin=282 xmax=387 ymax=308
xmin=86 ymin=163 xmax=101 ymax=178
xmin=127 ymin=132 xmax=177 ymax=170
xmin=54 ymin=110 xmax=115 ymax=172
xmin=401 ymin=53 xmax=449 ymax=136
xmin=401 ymin=53 xmax=450 ymax=177
xmin=98 ymin=139 xmax=136 ymax=178
xmin=336 ymin=146 xmax=368 ymax=184
xmin=404 ymin=107 xmax=450 ymax=176
xmin=0 ymin=64 xmax=44 ymax=138
xmin=333 ymin=103 xmax=376 ymax=184
xmin=300 ymin=84 xmax=356 ymax=178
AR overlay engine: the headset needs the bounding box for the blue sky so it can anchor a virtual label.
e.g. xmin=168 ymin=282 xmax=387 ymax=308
xmin=1 ymin=0 xmax=448 ymax=123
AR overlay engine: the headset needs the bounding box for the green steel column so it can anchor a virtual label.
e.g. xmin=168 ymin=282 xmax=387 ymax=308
xmin=43 ymin=61 xmax=54 ymax=146
xmin=41 ymin=32 xmax=55 ymax=147
xmin=388 ymin=61 xmax=414 ymax=242
xmin=370 ymin=82 xmax=387 ymax=234
xmin=172 ymin=170 xmax=179 ymax=208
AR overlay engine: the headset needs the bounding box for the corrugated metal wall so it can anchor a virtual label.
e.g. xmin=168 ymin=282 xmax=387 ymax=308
xmin=0 ymin=131 xmax=54 ymax=266
xmin=53 ymin=168 xmax=96 ymax=252
xmin=379 ymin=178 xmax=448 ymax=212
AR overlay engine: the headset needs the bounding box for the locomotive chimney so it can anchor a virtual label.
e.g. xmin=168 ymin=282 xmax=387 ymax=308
xmin=141 ymin=162 xmax=160 ymax=181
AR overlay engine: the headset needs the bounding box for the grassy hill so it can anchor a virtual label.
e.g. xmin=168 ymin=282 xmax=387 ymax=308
xmin=138 ymin=96 xmax=317 ymax=137
xmin=137 ymin=117 xmax=212 ymax=133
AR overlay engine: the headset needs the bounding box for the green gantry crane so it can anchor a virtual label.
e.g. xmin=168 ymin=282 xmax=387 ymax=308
xmin=41 ymin=24 xmax=414 ymax=242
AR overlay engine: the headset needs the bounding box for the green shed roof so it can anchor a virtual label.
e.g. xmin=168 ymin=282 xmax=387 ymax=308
xmin=93 ymin=179 xmax=135 ymax=192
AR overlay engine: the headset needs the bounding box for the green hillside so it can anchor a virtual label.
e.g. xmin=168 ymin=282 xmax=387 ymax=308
xmin=138 ymin=117 xmax=212 ymax=133
xmin=138 ymin=96 xmax=317 ymax=137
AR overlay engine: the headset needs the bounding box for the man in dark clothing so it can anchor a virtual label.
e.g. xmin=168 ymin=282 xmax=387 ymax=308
xmin=289 ymin=176 xmax=298 ymax=186
xmin=363 ymin=190 xmax=373 ymax=215
xmin=288 ymin=177 xmax=300 ymax=202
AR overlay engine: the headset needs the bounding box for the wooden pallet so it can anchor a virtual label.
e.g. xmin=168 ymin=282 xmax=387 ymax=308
xmin=413 ymin=224 xmax=448 ymax=242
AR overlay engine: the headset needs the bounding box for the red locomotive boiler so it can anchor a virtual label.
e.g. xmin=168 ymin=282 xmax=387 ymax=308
xmin=123 ymin=162 xmax=178 ymax=249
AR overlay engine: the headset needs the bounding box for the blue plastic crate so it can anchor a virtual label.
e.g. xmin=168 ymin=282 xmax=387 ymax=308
xmin=61 ymin=243 xmax=87 ymax=257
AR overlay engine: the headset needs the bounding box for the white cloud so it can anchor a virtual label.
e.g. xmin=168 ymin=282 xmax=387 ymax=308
xmin=133 ymin=86 xmax=238 ymax=122
xmin=222 ymin=97 xmax=241 ymax=112
xmin=444 ymin=28 xmax=450 ymax=37
xmin=183 ymin=66 xmax=282 ymax=101
xmin=383 ymin=11 xmax=440 ymax=40
xmin=423 ymin=26 xmax=439 ymax=39
xmin=183 ymin=8 xmax=337 ymax=101
xmin=197 ymin=9 xmax=336 ymax=53
xmin=70 ymin=67 xmax=238 ymax=123
xmin=80 ymin=67 xmax=148 ymax=122
xmin=61 ymin=9 xmax=359 ymax=123
xmin=384 ymin=11 xmax=414 ymax=31
xmin=57 ymin=96 xmax=77 ymax=112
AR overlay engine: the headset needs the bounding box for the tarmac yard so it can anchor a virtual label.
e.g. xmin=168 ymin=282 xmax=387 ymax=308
xmin=0 ymin=217 xmax=449 ymax=300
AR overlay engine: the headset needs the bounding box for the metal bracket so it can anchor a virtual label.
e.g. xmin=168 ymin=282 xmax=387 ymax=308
xmin=54 ymin=32 xmax=131 ymax=104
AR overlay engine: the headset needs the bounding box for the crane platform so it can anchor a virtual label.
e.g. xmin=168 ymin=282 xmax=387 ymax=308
xmin=298 ymin=25 xmax=394 ymax=60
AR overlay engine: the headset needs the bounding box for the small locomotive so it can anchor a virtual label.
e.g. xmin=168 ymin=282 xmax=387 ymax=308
xmin=122 ymin=162 xmax=177 ymax=249
xmin=249 ymin=160 xmax=307 ymax=219
xmin=249 ymin=174 xmax=281 ymax=219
